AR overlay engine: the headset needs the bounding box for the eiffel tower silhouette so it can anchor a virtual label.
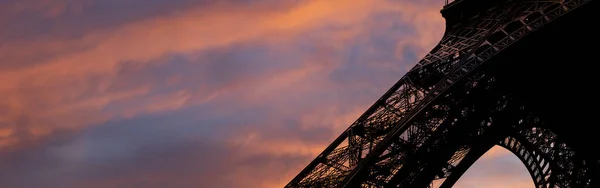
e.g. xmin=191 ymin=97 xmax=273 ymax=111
xmin=285 ymin=0 xmax=598 ymax=187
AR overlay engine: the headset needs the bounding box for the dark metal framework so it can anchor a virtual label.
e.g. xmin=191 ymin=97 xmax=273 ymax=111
xmin=285 ymin=0 xmax=597 ymax=187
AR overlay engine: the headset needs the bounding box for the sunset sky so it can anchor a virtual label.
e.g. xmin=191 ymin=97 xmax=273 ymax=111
xmin=0 ymin=0 xmax=535 ymax=187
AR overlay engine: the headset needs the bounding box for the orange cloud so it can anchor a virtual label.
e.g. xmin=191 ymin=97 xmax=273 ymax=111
xmin=1 ymin=0 xmax=391 ymax=149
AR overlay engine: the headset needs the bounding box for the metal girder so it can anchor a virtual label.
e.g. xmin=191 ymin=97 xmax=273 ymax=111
xmin=382 ymin=88 xmax=527 ymax=188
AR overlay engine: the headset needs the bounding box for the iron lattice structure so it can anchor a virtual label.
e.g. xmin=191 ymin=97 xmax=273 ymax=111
xmin=285 ymin=0 xmax=598 ymax=187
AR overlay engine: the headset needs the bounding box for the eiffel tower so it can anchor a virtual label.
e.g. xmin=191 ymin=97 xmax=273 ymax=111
xmin=285 ymin=0 xmax=597 ymax=187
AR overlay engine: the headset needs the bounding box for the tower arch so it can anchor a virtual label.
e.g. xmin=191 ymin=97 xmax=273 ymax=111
xmin=452 ymin=145 xmax=534 ymax=188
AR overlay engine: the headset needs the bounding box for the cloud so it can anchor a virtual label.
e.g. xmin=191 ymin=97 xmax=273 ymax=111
xmin=0 ymin=0 xmax=303 ymax=148
xmin=0 ymin=0 xmax=444 ymax=146
xmin=0 ymin=100 xmax=330 ymax=188
xmin=0 ymin=0 xmax=533 ymax=187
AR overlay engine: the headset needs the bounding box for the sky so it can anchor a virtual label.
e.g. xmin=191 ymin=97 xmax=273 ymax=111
xmin=0 ymin=0 xmax=535 ymax=187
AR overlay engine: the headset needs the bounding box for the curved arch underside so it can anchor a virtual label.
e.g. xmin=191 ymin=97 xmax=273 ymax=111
xmin=439 ymin=127 xmax=579 ymax=188
xmin=451 ymin=146 xmax=534 ymax=188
